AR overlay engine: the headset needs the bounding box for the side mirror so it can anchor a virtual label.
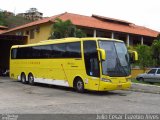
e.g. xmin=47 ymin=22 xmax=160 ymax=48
xmin=97 ymin=48 xmax=106 ymax=61
xmin=128 ymin=50 xmax=138 ymax=63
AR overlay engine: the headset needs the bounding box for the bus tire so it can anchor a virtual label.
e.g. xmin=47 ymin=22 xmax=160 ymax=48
xmin=74 ymin=78 xmax=84 ymax=93
xmin=28 ymin=73 xmax=34 ymax=85
xmin=21 ymin=73 xmax=27 ymax=84
xmin=139 ymin=77 xmax=144 ymax=82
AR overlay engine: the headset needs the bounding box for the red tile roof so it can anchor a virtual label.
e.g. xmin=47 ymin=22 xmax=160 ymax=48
xmin=0 ymin=30 xmax=7 ymax=33
xmin=1 ymin=12 xmax=159 ymax=37
xmin=92 ymin=14 xmax=132 ymax=24
xmin=0 ymin=25 xmax=8 ymax=29
xmin=0 ymin=25 xmax=8 ymax=33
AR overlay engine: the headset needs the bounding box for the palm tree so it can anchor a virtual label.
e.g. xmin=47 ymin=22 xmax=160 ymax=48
xmin=49 ymin=18 xmax=86 ymax=39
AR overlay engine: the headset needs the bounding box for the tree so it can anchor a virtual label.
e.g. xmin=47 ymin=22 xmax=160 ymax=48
xmin=75 ymin=28 xmax=86 ymax=38
xmin=49 ymin=18 xmax=86 ymax=39
xmin=156 ymin=34 xmax=160 ymax=40
xmin=136 ymin=45 xmax=154 ymax=71
xmin=151 ymin=40 xmax=160 ymax=66
xmin=0 ymin=10 xmax=6 ymax=25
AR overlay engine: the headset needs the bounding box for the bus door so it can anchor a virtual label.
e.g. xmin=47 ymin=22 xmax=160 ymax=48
xmin=83 ymin=41 xmax=100 ymax=90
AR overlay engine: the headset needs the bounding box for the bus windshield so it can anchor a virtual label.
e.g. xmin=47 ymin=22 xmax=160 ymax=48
xmin=98 ymin=40 xmax=130 ymax=77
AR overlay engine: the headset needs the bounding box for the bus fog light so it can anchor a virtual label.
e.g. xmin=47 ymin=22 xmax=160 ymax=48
xmin=126 ymin=78 xmax=131 ymax=82
xmin=101 ymin=78 xmax=111 ymax=82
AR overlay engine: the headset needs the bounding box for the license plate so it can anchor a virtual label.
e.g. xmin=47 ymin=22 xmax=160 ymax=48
xmin=117 ymin=84 xmax=122 ymax=88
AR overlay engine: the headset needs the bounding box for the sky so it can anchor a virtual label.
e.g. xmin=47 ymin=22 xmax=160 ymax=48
xmin=0 ymin=0 xmax=160 ymax=32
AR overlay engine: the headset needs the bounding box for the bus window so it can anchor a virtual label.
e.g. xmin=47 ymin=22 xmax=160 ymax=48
xmin=66 ymin=42 xmax=81 ymax=58
xmin=83 ymin=41 xmax=100 ymax=77
xmin=11 ymin=49 xmax=17 ymax=59
xmin=52 ymin=43 xmax=66 ymax=58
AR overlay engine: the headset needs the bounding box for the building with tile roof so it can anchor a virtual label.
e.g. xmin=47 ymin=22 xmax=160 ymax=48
xmin=0 ymin=25 xmax=8 ymax=33
xmin=1 ymin=12 xmax=159 ymax=45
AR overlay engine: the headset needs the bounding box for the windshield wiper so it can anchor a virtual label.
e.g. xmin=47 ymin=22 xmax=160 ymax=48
xmin=115 ymin=58 xmax=128 ymax=76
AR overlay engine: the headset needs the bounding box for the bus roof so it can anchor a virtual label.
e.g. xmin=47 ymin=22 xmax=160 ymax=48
xmin=11 ymin=37 xmax=123 ymax=48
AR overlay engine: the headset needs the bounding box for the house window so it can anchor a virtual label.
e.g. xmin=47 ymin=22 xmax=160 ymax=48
xmin=30 ymin=29 xmax=35 ymax=39
xmin=26 ymin=30 xmax=29 ymax=35
xmin=16 ymin=31 xmax=23 ymax=35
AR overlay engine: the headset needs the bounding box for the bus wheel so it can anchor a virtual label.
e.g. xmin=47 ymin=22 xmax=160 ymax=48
xmin=28 ymin=73 xmax=34 ymax=85
xmin=75 ymin=78 xmax=84 ymax=93
xmin=139 ymin=77 xmax=144 ymax=82
xmin=21 ymin=73 xmax=27 ymax=84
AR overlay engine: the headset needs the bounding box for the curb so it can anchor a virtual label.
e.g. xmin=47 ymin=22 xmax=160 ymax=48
xmin=128 ymin=83 xmax=160 ymax=94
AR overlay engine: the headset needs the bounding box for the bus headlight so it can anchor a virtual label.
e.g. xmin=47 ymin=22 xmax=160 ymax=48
xmin=101 ymin=78 xmax=111 ymax=82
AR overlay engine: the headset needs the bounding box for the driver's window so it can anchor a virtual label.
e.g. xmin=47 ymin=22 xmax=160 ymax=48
xmin=157 ymin=69 xmax=160 ymax=74
xmin=148 ymin=69 xmax=157 ymax=74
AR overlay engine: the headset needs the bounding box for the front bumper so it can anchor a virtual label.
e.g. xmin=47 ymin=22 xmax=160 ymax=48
xmin=98 ymin=81 xmax=131 ymax=91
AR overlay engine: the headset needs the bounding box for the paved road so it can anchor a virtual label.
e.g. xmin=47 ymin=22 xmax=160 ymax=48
xmin=0 ymin=77 xmax=160 ymax=114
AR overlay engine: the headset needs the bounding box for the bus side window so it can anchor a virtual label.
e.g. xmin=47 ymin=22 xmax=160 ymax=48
xmin=83 ymin=41 xmax=100 ymax=77
xmin=66 ymin=42 xmax=81 ymax=58
xmin=52 ymin=44 xmax=66 ymax=58
xmin=11 ymin=49 xmax=17 ymax=59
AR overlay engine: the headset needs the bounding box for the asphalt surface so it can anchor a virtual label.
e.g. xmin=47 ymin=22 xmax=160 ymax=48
xmin=131 ymin=83 xmax=160 ymax=94
xmin=0 ymin=77 xmax=160 ymax=119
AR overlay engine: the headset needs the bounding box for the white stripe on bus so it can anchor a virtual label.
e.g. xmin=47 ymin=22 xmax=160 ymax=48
xmin=34 ymin=78 xmax=69 ymax=87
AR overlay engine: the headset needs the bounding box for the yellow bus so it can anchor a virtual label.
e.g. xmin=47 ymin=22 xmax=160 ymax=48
xmin=10 ymin=37 xmax=137 ymax=92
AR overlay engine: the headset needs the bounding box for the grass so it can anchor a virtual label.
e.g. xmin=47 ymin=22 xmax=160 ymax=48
xmin=131 ymin=78 xmax=160 ymax=86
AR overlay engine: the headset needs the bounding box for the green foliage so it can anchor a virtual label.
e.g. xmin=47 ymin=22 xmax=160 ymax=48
xmin=136 ymin=45 xmax=154 ymax=70
xmin=127 ymin=46 xmax=136 ymax=51
xmin=4 ymin=15 xmax=32 ymax=28
xmin=151 ymin=40 xmax=160 ymax=66
xmin=156 ymin=34 xmax=160 ymax=40
xmin=49 ymin=18 xmax=86 ymax=39
xmin=0 ymin=10 xmax=32 ymax=28
xmin=131 ymin=40 xmax=160 ymax=68
xmin=75 ymin=28 xmax=86 ymax=38
xmin=0 ymin=11 xmax=6 ymax=25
